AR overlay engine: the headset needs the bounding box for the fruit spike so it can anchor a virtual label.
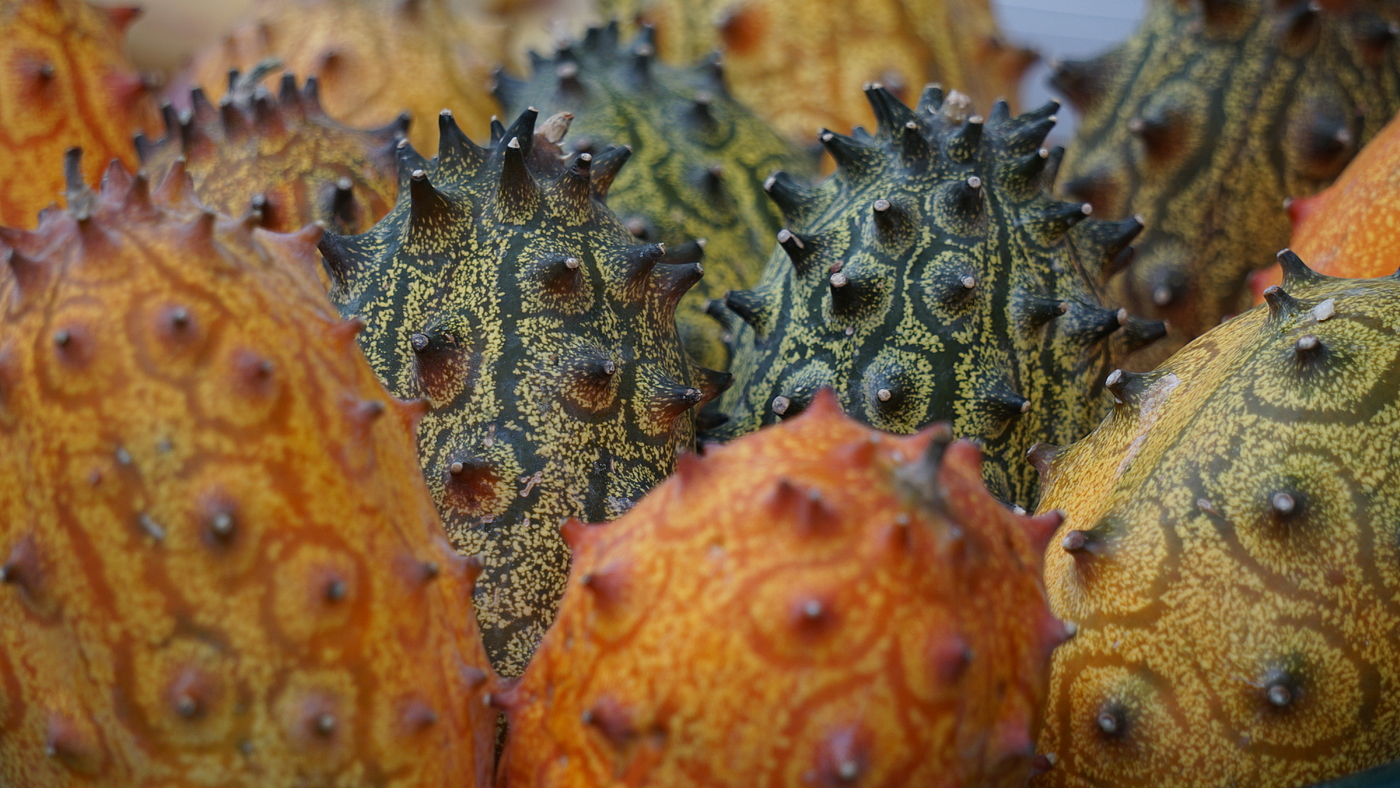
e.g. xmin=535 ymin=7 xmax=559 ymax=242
xmin=497 ymin=389 xmax=1066 ymax=788
xmin=321 ymin=107 xmax=729 ymax=678
xmin=494 ymin=22 xmax=819 ymax=371
xmin=136 ymin=71 xmax=405 ymax=235
xmin=710 ymin=85 xmax=1165 ymax=508
xmin=1051 ymin=0 xmax=1400 ymax=368
xmin=172 ymin=0 xmax=503 ymax=153
xmin=0 ymin=0 xmax=159 ymax=228
xmin=593 ymin=0 xmax=1036 ymax=144
xmin=1252 ymin=111 xmax=1400 ymax=298
xmin=1032 ymin=257 xmax=1400 ymax=787
xmin=0 ymin=152 xmax=496 ymax=786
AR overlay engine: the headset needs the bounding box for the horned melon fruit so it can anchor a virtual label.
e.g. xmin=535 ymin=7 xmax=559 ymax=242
xmin=0 ymin=0 xmax=158 ymax=228
xmin=137 ymin=71 xmax=404 ymax=235
xmin=318 ymin=108 xmax=729 ymax=678
xmin=0 ymin=153 xmax=497 ymax=786
xmin=175 ymin=0 xmax=502 ymax=153
xmin=1253 ymin=112 xmax=1400 ymax=296
xmin=711 ymin=85 xmax=1165 ymax=508
xmin=497 ymin=389 xmax=1069 ymax=788
xmin=1053 ymin=0 xmax=1400 ymax=365
xmin=495 ymin=22 xmax=819 ymax=370
xmin=1032 ymin=252 xmax=1400 ymax=787
xmin=597 ymin=0 xmax=1036 ymax=143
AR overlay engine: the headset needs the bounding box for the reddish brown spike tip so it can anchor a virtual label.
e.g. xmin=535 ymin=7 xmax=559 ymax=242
xmin=104 ymin=5 xmax=142 ymax=32
xmin=560 ymin=517 xmax=591 ymax=551
xmin=330 ymin=316 xmax=367 ymax=346
xmin=579 ymin=563 xmax=627 ymax=612
xmin=1023 ymin=509 xmax=1065 ymax=555
xmin=674 ymin=450 xmax=704 ymax=486
xmin=797 ymin=387 xmax=844 ymax=421
xmin=1026 ymin=442 xmax=1061 ymax=478
xmin=393 ymin=396 xmax=430 ymax=429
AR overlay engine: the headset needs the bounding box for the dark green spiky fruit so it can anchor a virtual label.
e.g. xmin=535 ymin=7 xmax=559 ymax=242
xmin=494 ymin=23 xmax=819 ymax=371
xmin=1053 ymin=0 xmax=1400 ymax=367
xmin=136 ymin=71 xmax=404 ymax=235
xmin=319 ymin=108 xmax=729 ymax=678
xmin=710 ymin=86 xmax=1166 ymax=508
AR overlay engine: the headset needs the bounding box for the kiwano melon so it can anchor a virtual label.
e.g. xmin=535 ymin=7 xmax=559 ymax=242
xmin=1054 ymin=0 xmax=1400 ymax=366
xmin=320 ymin=108 xmax=728 ymax=678
xmin=1033 ymin=253 xmax=1400 ymax=787
xmin=0 ymin=153 xmax=496 ymax=787
xmin=497 ymin=390 xmax=1068 ymax=788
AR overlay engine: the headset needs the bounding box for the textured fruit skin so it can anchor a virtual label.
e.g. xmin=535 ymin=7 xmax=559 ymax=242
xmin=0 ymin=156 xmax=497 ymax=785
xmin=496 ymin=23 xmax=819 ymax=371
xmin=497 ymin=390 xmax=1068 ymax=788
xmin=0 ymin=0 xmax=157 ymax=228
xmin=1252 ymin=113 xmax=1400 ymax=298
xmin=320 ymin=109 xmax=728 ymax=678
xmin=137 ymin=72 xmax=404 ymax=236
xmin=174 ymin=0 xmax=502 ymax=153
xmin=711 ymin=86 xmax=1165 ymax=508
xmin=597 ymin=0 xmax=1036 ymax=143
xmin=1054 ymin=0 xmax=1400 ymax=367
xmin=1033 ymin=254 xmax=1400 ymax=787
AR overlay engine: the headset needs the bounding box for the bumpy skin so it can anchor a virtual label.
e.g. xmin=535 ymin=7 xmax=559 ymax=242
xmin=598 ymin=0 xmax=1036 ymax=143
xmin=1054 ymin=0 xmax=1400 ymax=367
xmin=320 ymin=109 xmax=728 ymax=678
xmin=174 ymin=0 xmax=502 ymax=153
xmin=1033 ymin=254 xmax=1400 ymax=787
xmin=0 ymin=156 xmax=497 ymax=786
xmin=496 ymin=24 xmax=819 ymax=371
xmin=0 ymin=0 xmax=157 ymax=228
xmin=497 ymin=390 xmax=1069 ymax=788
xmin=712 ymin=86 xmax=1165 ymax=508
xmin=1253 ymin=113 xmax=1400 ymax=297
xmin=137 ymin=72 xmax=404 ymax=236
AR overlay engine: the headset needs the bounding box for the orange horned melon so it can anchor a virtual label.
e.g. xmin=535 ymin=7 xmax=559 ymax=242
xmin=0 ymin=152 xmax=496 ymax=786
xmin=0 ymin=0 xmax=158 ymax=227
xmin=496 ymin=390 xmax=1068 ymax=788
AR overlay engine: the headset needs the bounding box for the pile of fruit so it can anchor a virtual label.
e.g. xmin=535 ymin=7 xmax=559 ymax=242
xmin=2 ymin=1 xmax=1398 ymax=786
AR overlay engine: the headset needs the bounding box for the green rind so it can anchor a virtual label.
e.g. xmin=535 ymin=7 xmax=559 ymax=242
xmin=495 ymin=22 xmax=818 ymax=371
xmin=1055 ymin=0 xmax=1400 ymax=365
xmin=712 ymin=86 xmax=1164 ymax=507
xmin=320 ymin=109 xmax=727 ymax=678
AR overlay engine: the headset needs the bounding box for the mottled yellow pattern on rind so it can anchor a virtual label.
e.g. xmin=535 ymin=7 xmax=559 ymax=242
xmin=0 ymin=0 xmax=158 ymax=228
xmin=499 ymin=391 xmax=1065 ymax=788
xmin=1058 ymin=0 xmax=1400 ymax=368
xmin=715 ymin=87 xmax=1162 ymax=507
xmin=324 ymin=111 xmax=718 ymax=678
xmin=497 ymin=24 xmax=818 ymax=371
xmin=175 ymin=0 xmax=502 ymax=154
xmin=598 ymin=0 xmax=1035 ymax=142
xmin=1034 ymin=270 xmax=1400 ymax=787
xmin=138 ymin=74 xmax=402 ymax=236
xmin=0 ymin=163 xmax=496 ymax=786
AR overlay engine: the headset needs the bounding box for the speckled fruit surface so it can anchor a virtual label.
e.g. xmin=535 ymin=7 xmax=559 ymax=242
xmin=497 ymin=390 xmax=1068 ymax=788
xmin=1033 ymin=255 xmax=1400 ymax=787
xmin=0 ymin=0 xmax=158 ymax=228
xmin=0 ymin=155 xmax=496 ymax=787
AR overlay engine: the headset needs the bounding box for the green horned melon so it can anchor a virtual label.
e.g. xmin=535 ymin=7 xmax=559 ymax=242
xmin=710 ymin=85 xmax=1166 ymax=508
xmin=318 ymin=108 xmax=730 ymax=678
xmin=494 ymin=22 xmax=819 ymax=371
xmin=1052 ymin=0 xmax=1400 ymax=366
xmin=1033 ymin=252 xmax=1400 ymax=787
